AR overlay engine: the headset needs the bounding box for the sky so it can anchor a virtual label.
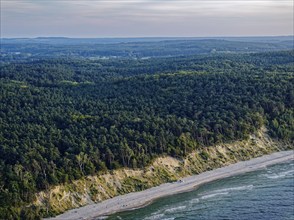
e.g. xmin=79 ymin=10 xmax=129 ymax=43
xmin=1 ymin=0 xmax=293 ymax=38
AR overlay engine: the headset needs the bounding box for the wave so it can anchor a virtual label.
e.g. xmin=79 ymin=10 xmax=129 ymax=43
xmin=144 ymin=204 xmax=187 ymax=219
xmin=201 ymin=192 xmax=229 ymax=199
xmin=143 ymin=213 xmax=165 ymax=220
xmin=164 ymin=205 xmax=187 ymax=214
xmin=199 ymin=184 xmax=254 ymax=200
xmin=190 ymin=198 xmax=200 ymax=204
xmin=214 ymin=185 xmax=254 ymax=193
xmin=96 ymin=216 xmax=109 ymax=220
xmin=263 ymin=169 xmax=294 ymax=179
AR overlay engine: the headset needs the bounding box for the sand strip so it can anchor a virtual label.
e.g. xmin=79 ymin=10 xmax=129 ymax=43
xmin=46 ymin=150 xmax=294 ymax=220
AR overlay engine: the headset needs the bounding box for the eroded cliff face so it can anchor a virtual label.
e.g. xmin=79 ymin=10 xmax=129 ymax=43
xmin=35 ymin=128 xmax=291 ymax=216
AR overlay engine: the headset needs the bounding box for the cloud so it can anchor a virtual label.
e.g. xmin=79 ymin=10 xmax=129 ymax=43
xmin=1 ymin=0 xmax=293 ymax=37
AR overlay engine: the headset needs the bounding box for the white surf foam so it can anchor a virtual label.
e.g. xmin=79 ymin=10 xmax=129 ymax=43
xmin=143 ymin=213 xmax=165 ymax=220
xmin=201 ymin=192 xmax=229 ymax=199
xmin=199 ymin=185 xmax=253 ymax=200
xmin=213 ymin=185 xmax=254 ymax=193
xmin=189 ymin=198 xmax=200 ymax=204
xmin=164 ymin=205 xmax=187 ymax=214
xmin=264 ymin=169 xmax=294 ymax=179
xmin=96 ymin=217 xmax=108 ymax=220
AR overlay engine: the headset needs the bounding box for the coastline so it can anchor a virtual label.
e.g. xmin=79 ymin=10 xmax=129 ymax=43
xmin=46 ymin=150 xmax=294 ymax=220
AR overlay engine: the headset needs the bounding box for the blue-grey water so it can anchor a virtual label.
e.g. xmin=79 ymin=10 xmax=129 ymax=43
xmin=106 ymin=161 xmax=294 ymax=220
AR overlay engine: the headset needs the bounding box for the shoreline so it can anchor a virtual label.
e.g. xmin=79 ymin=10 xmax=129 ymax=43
xmin=46 ymin=150 xmax=294 ymax=220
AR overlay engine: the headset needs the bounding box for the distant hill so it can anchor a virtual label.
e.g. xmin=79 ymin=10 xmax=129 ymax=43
xmin=1 ymin=37 xmax=293 ymax=61
xmin=2 ymin=36 xmax=293 ymax=44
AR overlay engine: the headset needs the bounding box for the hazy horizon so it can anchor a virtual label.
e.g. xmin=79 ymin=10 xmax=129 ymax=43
xmin=2 ymin=35 xmax=294 ymax=39
xmin=1 ymin=0 xmax=293 ymax=38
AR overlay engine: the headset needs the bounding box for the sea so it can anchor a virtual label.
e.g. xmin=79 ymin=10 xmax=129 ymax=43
xmin=107 ymin=161 xmax=294 ymax=220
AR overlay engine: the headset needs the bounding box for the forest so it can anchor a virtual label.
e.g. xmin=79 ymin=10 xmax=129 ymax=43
xmin=0 ymin=38 xmax=293 ymax=219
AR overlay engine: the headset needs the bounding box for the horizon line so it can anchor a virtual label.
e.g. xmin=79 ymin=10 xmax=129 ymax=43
xmin=2 ymin=35 xmax=294 ymax=39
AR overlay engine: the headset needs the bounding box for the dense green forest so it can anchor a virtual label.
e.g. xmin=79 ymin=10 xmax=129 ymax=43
xmin=0 ymin=39 xmax=293 ymax=219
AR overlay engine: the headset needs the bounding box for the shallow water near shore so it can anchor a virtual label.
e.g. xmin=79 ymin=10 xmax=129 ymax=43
xmin=106 ymin=161 xmax=294 ymax=220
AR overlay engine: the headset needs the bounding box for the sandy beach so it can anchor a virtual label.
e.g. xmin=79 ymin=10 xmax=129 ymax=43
xmin=46 ymin=150 xmax=294 ymax=220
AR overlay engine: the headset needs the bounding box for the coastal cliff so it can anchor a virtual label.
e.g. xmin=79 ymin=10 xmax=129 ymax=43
xmin=36 ymin=128 xmax=291 ymax=217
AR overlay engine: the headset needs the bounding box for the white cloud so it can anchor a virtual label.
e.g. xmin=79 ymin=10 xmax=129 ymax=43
xmin=1 ymin=0 xmax=293 ymax=37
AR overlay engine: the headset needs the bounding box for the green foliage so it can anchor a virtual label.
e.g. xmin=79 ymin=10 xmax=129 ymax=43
xmin=0 ymin=45 xmax=293 ymax=218
xmin=199 ymin=151 xmax=210 ymax=160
